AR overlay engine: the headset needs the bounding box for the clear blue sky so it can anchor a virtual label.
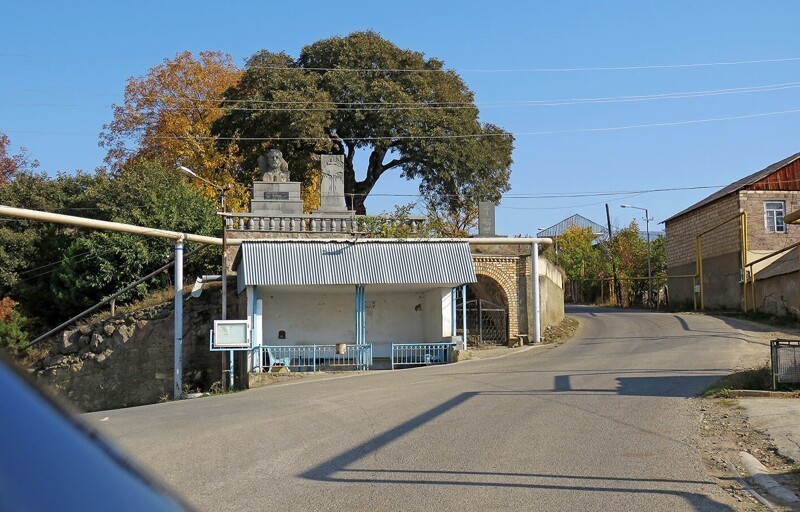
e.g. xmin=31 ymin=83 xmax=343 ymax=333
xmin=2 ymin=1 xmax=800 ymax=235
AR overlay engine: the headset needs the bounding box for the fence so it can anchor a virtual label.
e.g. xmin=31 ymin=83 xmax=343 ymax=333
xmin=258 ymin=344 xmax=372 ymax=372
xmin=391 ymin=343 xmax=455 ymax=369
xmin=574 ymin=276 xmax=671 ymax=308
xmin=225 ymin=213 xmax=427 ymax=235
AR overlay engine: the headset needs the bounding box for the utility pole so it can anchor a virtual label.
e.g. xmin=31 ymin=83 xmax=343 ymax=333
xmin=606 ymin=204 xmax=621 ymax=306
xmin=179 ymin=166 xmax=232 ymax=389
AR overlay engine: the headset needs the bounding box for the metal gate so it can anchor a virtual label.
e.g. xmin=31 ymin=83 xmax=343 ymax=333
xmin=457 ymin=299 xmax=508 ymax=347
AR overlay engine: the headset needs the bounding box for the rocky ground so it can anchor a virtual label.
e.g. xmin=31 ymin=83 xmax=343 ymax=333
xmin=695 ymin=397 xmax=800 ymax=511
xmin=690 ymin=314 xmax=800 ymax=511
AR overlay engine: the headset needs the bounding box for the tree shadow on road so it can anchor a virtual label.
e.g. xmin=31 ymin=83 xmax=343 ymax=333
xmin=300 ymin=390 xmax=736 ymax=511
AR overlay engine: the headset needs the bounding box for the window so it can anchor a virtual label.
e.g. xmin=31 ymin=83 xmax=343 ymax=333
xmin=764 ymin=201 xmax=786 ymax=233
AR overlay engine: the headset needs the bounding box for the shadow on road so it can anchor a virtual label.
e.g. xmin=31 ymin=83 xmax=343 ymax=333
xmin=300 ymin=390 xmax=734 ymax=511
xmin=550 ymin=374 xmax=721 ymax=398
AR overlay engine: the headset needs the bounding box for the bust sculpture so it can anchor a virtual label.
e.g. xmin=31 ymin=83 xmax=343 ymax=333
xmin=258 ymin=149 xmax=289 ymax=182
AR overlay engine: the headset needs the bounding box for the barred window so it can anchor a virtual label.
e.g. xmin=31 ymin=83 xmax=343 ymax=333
xmin=764 ymin=201 xmax=786 ymax=233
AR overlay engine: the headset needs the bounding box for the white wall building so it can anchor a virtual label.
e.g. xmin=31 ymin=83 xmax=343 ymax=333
xmin=233 ymin=239 xmax=477 ymax=369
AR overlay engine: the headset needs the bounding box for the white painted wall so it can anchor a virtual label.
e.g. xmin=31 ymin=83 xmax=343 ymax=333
xmin=442 ymin=288 xmax=453 ymax=338
xmin=256 ymin=285 xmax=451 ymax=359
xmin=363 ymin=291 xmax=424 ymax=358
xmin=259 ymin=287 xmax=355 ymax=346
xmin=423 ymin=288 xmax=451 ymax=342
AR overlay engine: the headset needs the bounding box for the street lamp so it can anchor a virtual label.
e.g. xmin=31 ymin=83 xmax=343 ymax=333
xmin=178 ymin=166 xmax=231 ymax=387
xmin=620 ymin=204 xmax=653 ymax=307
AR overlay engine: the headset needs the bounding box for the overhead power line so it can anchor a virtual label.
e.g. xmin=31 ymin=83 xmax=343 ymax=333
xmin=8 ymin=107 xmax=800 ymax=141
xmin=3 ymin=52 xmax=800 ymax=72
xmin=4 ymin=81 xmax=800 ymax=111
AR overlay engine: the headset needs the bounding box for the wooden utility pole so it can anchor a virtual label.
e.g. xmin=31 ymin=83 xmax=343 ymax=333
xmin=606 ymin=204 xmax=621 ymax=306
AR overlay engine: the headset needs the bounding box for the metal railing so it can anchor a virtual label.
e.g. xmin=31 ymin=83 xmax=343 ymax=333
xmin=257 ymin=344 xmax=372 ymax=372
xmin=771 ymin=339 xmax=800 ymax=388
xmin=226 ymin=213 xmax=427 ymax=234
xmin=391 ymin=343 xmax=455 ymax=369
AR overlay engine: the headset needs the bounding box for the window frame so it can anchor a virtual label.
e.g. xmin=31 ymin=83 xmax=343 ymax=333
xmin=764 ymin=200 xmax=787 ymax=233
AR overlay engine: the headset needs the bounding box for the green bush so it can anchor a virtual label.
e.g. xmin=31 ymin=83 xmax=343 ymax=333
xmin=0 ymin=298 xmax=29 ymax=356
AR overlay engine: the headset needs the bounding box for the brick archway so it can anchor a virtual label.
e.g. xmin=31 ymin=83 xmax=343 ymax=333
xmin=472 ymin=256 xmax=521 ymax=338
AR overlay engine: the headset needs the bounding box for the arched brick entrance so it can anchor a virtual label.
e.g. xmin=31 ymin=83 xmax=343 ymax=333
xmin=472 ymin=256 xmax=522 ymax=339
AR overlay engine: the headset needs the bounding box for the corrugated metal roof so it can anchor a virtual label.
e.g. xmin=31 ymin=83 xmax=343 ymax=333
xmin=663 ymin=151 xmax=800 ymax=224
xmin=236 ymin=240 xmax=476 ymax=288
xmin=537 ymin=214 xmax=607 ymax=237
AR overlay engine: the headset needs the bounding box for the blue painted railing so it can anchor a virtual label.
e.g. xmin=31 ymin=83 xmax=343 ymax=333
xmin=391 ymin=343 xmax=456 ymax=369
xmin=258 ymin=344 xmax=372 ymax=372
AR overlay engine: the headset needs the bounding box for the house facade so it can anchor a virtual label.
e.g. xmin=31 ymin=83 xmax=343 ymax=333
xmin=665 ymin=151 xmax=800 ymax=309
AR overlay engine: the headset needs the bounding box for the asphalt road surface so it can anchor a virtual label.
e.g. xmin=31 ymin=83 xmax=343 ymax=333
xmin=85 ymin=306 xmax=765 ymax=511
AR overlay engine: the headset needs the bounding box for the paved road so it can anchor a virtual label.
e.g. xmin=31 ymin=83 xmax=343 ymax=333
xmin=85 ymin=306 xmax=766 ymax=511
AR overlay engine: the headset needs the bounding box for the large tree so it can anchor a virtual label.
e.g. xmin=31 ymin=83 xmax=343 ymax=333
xmin=213 ymin=31 xmax=514 ymax=217
xmin=0 ymin=161 xmax=219 ymax=323
xmin=99 ymin=51 xmax=247 ymax=209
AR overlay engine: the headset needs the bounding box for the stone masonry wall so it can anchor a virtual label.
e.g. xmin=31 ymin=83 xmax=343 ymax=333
xmin=472 ymin=253 xmax=565 ymax=341
xmin=740 ymin=190 xmax=800 ymax=258
xmin=472 ymin=256 xmax=520 ymax=338
xmin=665 ymin=194 xmax=740 ymax=268
xmin=33 ymin=285 xmax=237 ymax=412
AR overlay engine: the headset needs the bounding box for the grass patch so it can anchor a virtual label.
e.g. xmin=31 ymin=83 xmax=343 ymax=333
xmin=703 ymin=365 xmax=800 ymax=397
xmin=703 ymin=366 xmax=772 ymax=397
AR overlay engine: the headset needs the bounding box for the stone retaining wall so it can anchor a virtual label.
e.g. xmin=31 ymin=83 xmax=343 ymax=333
xmin=33 ymin=285 xmax=236 ymax=412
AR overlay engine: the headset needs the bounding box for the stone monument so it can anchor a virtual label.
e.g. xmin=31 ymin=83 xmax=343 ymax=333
xmin=314 ymin=154 xmax=348 ymax=213
xmin=250 ymin=150 xmax=303 ymax=216
xmin=478 ymin=201 xmax=496 ymax=236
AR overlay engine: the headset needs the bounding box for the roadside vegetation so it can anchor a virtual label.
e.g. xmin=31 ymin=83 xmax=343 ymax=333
xmin=546 ymin=224 xmax=666 ymax=308
xmin=1 ymin=32 xmax=515 ymax=361
xmin=540 ymin=317 xmax=579 ymax=345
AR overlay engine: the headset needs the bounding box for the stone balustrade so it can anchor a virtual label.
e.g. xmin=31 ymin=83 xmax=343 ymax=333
xmin=225 ymin=213 xmax=428 ymax=234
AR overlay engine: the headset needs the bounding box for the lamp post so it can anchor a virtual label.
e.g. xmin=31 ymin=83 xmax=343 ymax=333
xmin=179 ymin=166 xmax=231 ymax=387
xmin=620 ymin=204 xmax=652 ymax=307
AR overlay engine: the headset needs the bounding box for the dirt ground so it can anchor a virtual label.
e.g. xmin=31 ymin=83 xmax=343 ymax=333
xmin=695 ymin=397 xmax=800 ymax=511
xmin=690 ymin=314 xmax=800 ymax=511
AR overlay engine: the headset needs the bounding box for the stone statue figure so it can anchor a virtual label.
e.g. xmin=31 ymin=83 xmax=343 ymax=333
xmin=258 ymin=149 xmax=289 ymax=182
xmin=316 ymin=154 xmax=347 ymax=212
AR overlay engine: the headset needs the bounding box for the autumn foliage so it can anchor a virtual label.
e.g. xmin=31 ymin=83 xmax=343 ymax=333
xmin=1 ymin=133 xmax=38 ymax=184
xmin=0 ymin=297 xmax=14 ymax=321
xmin=99 ymin=51 xmax=247 ymax=210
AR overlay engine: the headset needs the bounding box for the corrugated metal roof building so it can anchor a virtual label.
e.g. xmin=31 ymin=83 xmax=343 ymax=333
xmin=235 ymin=240 xmax=476 ymax=290
xmin=233 ymin=239 xmax=477 ymax=366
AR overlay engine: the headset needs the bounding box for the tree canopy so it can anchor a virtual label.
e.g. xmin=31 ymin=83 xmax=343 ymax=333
xmin=99 ymin=51 xmax=247 ymax=210
xmin=0 ymin=160 xmax=219 ymax=324
xmin=213 ymin=31 xmax=514 ymax=219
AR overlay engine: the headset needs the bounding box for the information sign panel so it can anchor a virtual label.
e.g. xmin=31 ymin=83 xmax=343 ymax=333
xmin=212 ymin=320 xmax=250 ymax=349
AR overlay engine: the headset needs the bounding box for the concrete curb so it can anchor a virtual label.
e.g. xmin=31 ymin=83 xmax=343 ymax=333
xmin=739 ymin=451 xmax=800 ymax=505
xmin=730 ymin=390 xmax=800 ymax=398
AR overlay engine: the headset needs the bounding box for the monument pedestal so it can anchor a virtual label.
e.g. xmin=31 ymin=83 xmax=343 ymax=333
xmin=251 ymin=181 xmax=304 ymax=216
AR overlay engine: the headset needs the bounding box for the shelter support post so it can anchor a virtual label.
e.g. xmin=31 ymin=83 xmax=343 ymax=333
xmin=461 ymin=284 xmax=467 ymax=350
xmin=355 ymin=285 xmax=366 ymax=345
xmin=249 ymin=288 xmax=262 ymax=372
xmin=173 ymin=238 xmax=184 ymax=399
